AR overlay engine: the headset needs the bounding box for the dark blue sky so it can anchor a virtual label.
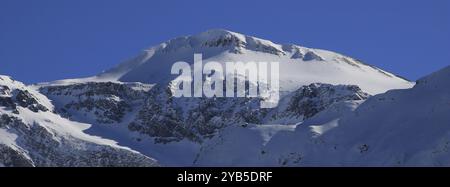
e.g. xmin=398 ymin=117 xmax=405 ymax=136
xmin=1 ymin=0 xmax=449 ymax=83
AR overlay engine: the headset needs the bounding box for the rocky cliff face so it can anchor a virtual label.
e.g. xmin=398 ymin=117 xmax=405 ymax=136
xmin=39 ymin=80 xmax=369 ymax=144
xmin=40 ymin=82 xmax=151 ymax=124
xmin=281 ymin=83 xmax=370 ymax=119
xmin=0 ymin=76 xmax=158 ymax=167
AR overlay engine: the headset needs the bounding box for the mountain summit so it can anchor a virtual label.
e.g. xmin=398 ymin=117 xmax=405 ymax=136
xmin=62 ymin=29 xmax=413 ymax=95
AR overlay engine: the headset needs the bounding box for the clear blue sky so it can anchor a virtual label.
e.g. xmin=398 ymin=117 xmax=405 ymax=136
xmin=1 ymin=0 xmax=449 ymax=83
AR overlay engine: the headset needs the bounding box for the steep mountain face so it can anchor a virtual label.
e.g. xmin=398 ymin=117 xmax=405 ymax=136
xmin=40 ymin=81 xmax=371 ymax=141
xmin=37 ymin=78 xmax=371 ymax=166
xmin=128 ymin=83 xmax=370 ymax=142
xmin=269 ymin=83 xmax=370 ymax=123
xmin=40 ymin=82 xmax=152 ymax=125
xmin=0 ymin=76 xmax=158 ymax=167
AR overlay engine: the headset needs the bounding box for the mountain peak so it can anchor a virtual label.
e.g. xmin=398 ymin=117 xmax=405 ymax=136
xmin=81 ymin=29 xmax=415 ymax=95
xmin=196 ymin=29 xmax=245 ymax=39
xmin=192 ymin=29 xmax=247 ymax=49
xmin=156 ymin=29 xmax=285 ymax=55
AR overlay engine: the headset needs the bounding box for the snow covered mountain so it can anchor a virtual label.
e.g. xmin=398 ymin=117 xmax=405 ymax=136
xmin=6 ymin=29 xmax=448 ymax=167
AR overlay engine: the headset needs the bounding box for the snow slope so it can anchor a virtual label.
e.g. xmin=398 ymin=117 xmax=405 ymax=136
xmin=257 ymin=65 xmax=450 ymax=166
